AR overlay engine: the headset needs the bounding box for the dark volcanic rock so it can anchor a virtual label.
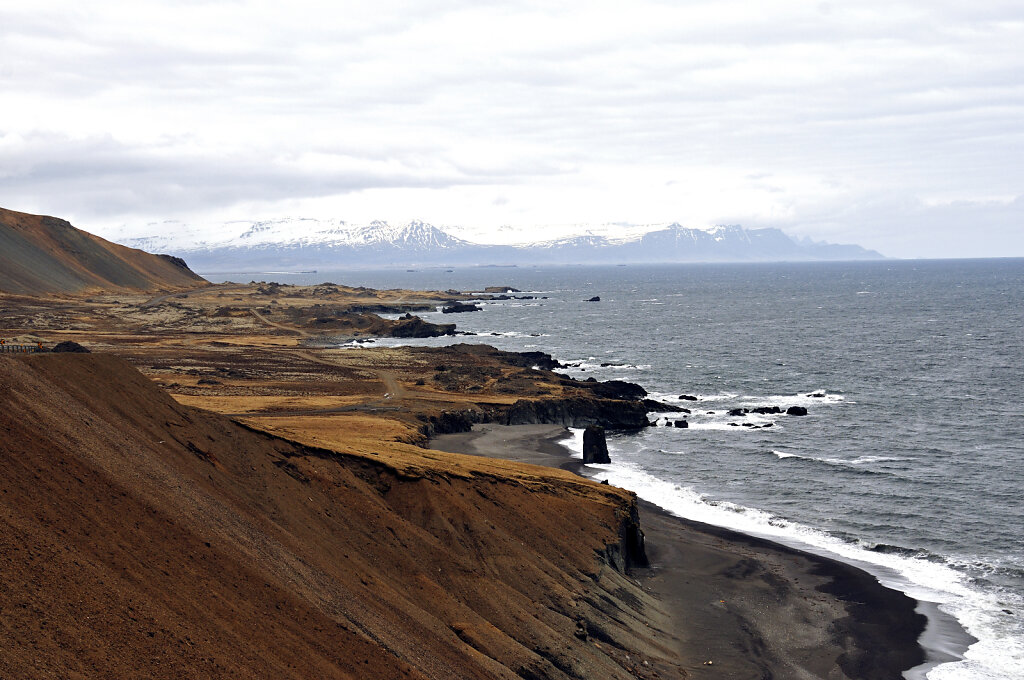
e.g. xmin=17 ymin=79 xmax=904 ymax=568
xmin=727 ymin=408 xmax=748 ymax=417
xmin=578 ymin=379 xmax=647 ymax=401
xmin=441 ymin=302 xmax=481 ymax=314
xmin=52 ymin=341 xmax=90 ymax=353
xmin=750 ymin=406 xmax=783 ymax=415
xmin=673 ymin=420 xmax=689 ymax=428
xmin=643 ymin=399 xmax=683 ymax=413
xmin=678 ymin=394 xmax=698 ymax=401
xmin=582 ymin=425 xmax=611 ymax=464
xmin=585 ymin=296 xmax=601 ymax=302
xmin=786 ymin=406 xmax=809 ymax=416
xmin=502 ymin=397 xmax=648 ymax=430
xmin=390 ymin=316 xmax=456 ymax=338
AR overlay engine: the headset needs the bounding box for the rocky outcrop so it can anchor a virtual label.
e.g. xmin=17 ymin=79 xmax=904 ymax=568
xmin=416 ymin=409 xmax=486 ymax=437
xmin=438 ymin=344 xmax=564 ymax=370
xmin=603 ymin=499 xmax=648 ymax=572
xmin=574 ymin=378 xmax=647 ymax=401
xmin=389 ymin=314 xmax=456 ymax=338
xmin=502 ymin=397 xmax=649 ymax=429
xmin=582 ymin=425 xmax=611 ymax=464
xmin=643 ymin=399 xmax=684 ymax=413
xmin=52 ymin=341 xmax=90 ymax=353
xmin=585 ymin=296 xmax=601 ymax=302
xmin=787 ymin=406 xmax=808 ymax=416
xmin=441 ymin=302 xmax=481 ymax=313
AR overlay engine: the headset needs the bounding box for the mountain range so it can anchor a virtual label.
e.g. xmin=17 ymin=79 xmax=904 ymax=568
xmin=110 ymin=218 xmax=883 ymax=271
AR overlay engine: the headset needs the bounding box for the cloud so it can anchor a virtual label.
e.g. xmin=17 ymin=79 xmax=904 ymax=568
xmin=0 ymin=1 xmax=1022 ymax=255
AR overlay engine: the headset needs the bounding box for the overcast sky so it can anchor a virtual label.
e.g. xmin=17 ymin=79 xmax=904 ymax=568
xmin=2 ymin=0 xmax=1022 ymax=257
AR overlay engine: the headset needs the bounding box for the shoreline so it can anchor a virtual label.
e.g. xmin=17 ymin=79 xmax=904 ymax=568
xmin=431 ymin=423 xmax=965 ymax=679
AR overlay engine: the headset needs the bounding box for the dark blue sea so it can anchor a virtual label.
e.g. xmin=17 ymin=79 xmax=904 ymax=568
xmin=209 ymin=259 xmax=1024 ymax=679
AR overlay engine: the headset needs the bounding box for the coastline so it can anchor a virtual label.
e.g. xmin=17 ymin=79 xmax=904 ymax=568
xmin=431 ymin=423 xmax=936 ymax=679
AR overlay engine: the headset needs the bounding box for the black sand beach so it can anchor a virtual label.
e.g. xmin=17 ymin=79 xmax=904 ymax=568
xmin=431 ymin=424 xmax=929 ymax=680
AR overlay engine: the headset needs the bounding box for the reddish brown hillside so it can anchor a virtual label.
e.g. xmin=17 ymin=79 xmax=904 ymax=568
xmin=0 ymin=354 xmax=681 ymax=679
xmin=0 ymin=207 xmax=205 ymax=295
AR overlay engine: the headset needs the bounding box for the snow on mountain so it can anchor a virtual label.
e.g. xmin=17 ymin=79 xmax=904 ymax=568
xmin=103 ymin=217 xmax=883 ymax=270
xmin=111 ymin=218 xmax=472 ymax=253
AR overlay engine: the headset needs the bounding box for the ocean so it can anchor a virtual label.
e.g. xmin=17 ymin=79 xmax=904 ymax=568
xmin=208 ymin=259 xmax=1024 ymax=679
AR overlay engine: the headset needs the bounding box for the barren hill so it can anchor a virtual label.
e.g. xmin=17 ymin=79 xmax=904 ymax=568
xmin=0 ymin=207 xmax=205 ymax=295
xmin=0 ymin=353 xmax=676 ymax=679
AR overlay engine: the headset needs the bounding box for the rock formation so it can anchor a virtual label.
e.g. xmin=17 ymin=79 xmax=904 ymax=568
xmin=583 ymin=425 xmax=611 ymax=464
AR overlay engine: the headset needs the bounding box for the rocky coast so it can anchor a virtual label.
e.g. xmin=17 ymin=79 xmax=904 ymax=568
xmin=0 ymin=271 xmax=929 ymax=678
xmin=432 ymin=424 xmax=928 ymax=680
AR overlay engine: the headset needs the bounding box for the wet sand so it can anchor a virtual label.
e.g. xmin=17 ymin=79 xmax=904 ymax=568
xmin=432 ymin=424 xmax=930 ymax=680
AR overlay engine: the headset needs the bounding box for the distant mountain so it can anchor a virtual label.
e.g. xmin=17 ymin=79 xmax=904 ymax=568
xmin=110 ymin=218 xmax=883 ymax=271
xmin=0 ymin=207 xmax=206 ymax=295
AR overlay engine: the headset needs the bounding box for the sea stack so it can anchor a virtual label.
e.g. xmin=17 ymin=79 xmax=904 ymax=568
xmin=583 ymin=425 xmax=611 ymax=464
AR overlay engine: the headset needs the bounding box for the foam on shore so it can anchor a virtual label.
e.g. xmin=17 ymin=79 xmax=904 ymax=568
xmin=555 ymin=432 xmax=1017 ymax=680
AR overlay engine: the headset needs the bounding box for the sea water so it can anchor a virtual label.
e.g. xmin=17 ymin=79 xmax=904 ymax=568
xmin=208 ymin=259 xmax=1024 ymax=679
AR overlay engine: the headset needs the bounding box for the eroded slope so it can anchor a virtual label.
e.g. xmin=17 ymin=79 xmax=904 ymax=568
xmin=0 ymin=207 xmax=205 ymax=295
xmin=0 ymin=354 xmax=682 ymax=679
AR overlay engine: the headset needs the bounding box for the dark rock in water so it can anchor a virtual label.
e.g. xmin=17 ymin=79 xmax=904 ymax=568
xmin=762 ymin=423 xmax=774 ymax=428
xmin=750 ymin=406 xmax=783 ymax=414
xmin=197 ymin=378 xmax=222 ymax=385
xmin=441 ymin=302 xmax=481 ymax=314
xmin=808 ymin=392 xmax=826 ymax=398
xmin=673 ymin=420 xmax=689 ymax=428
xmin=52 ymin=341 xmax=90 ymax=353
xmin=678 ymin=394 xmax=699 ymax=401
xmin=643 ymin=399 xmax=683 ymax=413
xmin=583 ymin=425 xmax=611 ymax=464
xmin=484 ymin=286 xmax=520 ymax=293
xmin=787 ymin=406 xmax=808 ymax=416
xmin=585 ymin=296 xmax=601 ymax=302
xmin=727 ymin=408 xmax=748 ymax=417
xmin=580 ymin=379 xmax=647 ymax=401
xmin=728 ymin=423 xmax=739 ymax=427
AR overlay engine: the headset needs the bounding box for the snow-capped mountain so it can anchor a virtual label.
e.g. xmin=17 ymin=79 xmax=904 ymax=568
xmin=109 ymin=218 xmax=883 ymax=271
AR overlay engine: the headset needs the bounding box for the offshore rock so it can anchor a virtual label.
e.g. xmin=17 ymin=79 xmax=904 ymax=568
xmin=441 ymin=302 xmax=481 ymax=314
xmin=787 ymin=406 xmax=809 ymax=416
xmin=582 ymin=425 xmax=611 ymax=464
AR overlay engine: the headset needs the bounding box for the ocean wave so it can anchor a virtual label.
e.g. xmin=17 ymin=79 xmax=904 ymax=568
xmin=576 ymin=461 xmax=1024 ymax=680
xmin=558 ymin=359 xmax=651 ymax=371
xmin=768 ymin=450 xmax=901 ymax=475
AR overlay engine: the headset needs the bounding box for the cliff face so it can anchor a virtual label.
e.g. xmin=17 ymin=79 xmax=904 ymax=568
xmin=0 ymin=354 xmax=677 ymax=679
xmin=0 ymin=207 xmax=205 ymax=295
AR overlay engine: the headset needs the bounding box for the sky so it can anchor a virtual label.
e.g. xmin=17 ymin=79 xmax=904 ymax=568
xmin=1 ymin=0 xmax=1022 ymax=258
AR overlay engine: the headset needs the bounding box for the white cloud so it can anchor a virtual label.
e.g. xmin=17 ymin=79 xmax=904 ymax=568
xmin=0 ymin=0 xmax=1022 ymax=256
